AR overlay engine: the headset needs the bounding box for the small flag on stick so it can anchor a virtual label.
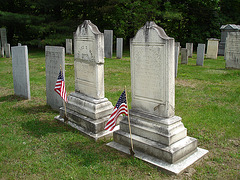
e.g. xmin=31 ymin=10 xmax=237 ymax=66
xmin=54 ymin=69 xmax=68 ymax=103
xmin=105 ymin=90 xmax=128 ymax=131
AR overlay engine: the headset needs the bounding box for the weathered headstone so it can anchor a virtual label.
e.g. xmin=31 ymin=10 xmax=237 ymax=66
xmin=175 ymin=42 xmax=181 ymax=53
xmin=45 ymin=46 xmax=65 ymax=111
xmin=55 ymin=20 xmax=114 ymax=141
xmin=66 ymin=39 xmax=72 ymax=54
xmin=206 ymin=38 xmax=219 ymax=59
xmin=225 ymin=32 xmax=240 ymax=69
xmin=186 ymin=43 xmax=193 ymax=57
xmin=18 ymin=43 xmax=22 ymax=46
xmin=175 ymin=45 xmax=179 ymax=77
xmin=104 ymin=30 xmax=113 ymax=58
xmin=116 ymin=38 xmax=123 ymax=59
xmin=1 ymin=47 xmax=4 ymax=57
xmin=11 ymin=46 xmax=30 ymax=99
xmin=107 ymin=21 xmax=208 ymax=175
xmin=196 ymin=44 xmax=205 ymax=66
xmin=218 ymin=24 xmax=240 ymax=56
xmin=181 ymin=48 xmax=188 ymax=64
xmin=5 ymin=43 xmax=11 ymax=58
xmin=0 ymin=28 xmax=7 ymax=52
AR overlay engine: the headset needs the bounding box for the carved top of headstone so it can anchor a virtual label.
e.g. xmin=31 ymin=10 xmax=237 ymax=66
xmin=220 ymin=24 xmax=240 ymax=30
xmin=131 ymin=21 xmax=175 ymax=118
xmin=74 ymin=20 xmax=104 ymax=64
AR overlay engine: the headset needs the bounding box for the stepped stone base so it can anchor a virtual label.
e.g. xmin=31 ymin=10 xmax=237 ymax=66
xmin=107 ymin=109 xmax=208 ymax=174
xmin=54 ymin=92 xmax=116 ymax=141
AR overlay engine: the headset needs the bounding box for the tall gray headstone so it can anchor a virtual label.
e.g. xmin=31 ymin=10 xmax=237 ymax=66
xmin=107 ymin=21 xmax=208 ymax=175
xmin=196 ymin=44 xmax=205 ymax=66
xmin=0 ymin=28 xmax=7 ymax=51
xmin=116 ymin=38 xmax=123 ymax=59
xmin=55 ymin=20 xmax=114 ymax=141
xmin=181 ymin=48 xmax=188 ymax=64
xmin=225 ymin=32 xmax=240 ymax=69
xmin=104 ymin=30 xmax=113 ymax=58
xmin=218 ymin=24 xmax=240 ymax=55
xmin=5 ymin=43 xmax=11 ymax=58
xmin=206 ymin=38 xmax=219 ymax=59
xmin=66 ymin=39 xmax=72 ymax=54
xmin=11 ymin=46 xmax=30 ymax=99
xmin=186 ymin=43 xmax=193 ymax=57
xmin=45 ymin=46 xmax=65 ymax=111
xmin=175 ymin=45 xmax=179 ymax=77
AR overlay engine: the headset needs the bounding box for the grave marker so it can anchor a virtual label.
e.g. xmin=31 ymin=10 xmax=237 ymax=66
xmin=11 ymin=46 xmax=30 ymax=99
xmin=206 ymin=38 xmax=219 ymax=59
xmin=66 ymin=39 xmax=72 ymax=54
xmin=116 ymin=38 xmax=123 ymax=59
xmin=45 ymin=46 xmax=65 ymax=111
xmin=181 ymin=48 xmax=188 ymax=64
xmin=196 ymin=44 xmax=205 ymax=66
xmin=5 ymin=43 xmax=11 ymax=58
xmin=186 ymin=43 xmax=193 ymax=57
xmin=104 ymin=30 xmax=113 ymax=58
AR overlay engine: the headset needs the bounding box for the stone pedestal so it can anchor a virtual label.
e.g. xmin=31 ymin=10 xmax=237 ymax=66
xmin=107 ymin=21 xmax=208 ymax=175
xmin=55 ymin=20 xmax=114 ymax=141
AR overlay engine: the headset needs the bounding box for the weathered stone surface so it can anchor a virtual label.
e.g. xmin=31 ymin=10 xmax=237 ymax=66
xmin=104 ymin=30 xmax=113 ymax=58
xmin=206 ymin=38 xmax=219 ymax=59
xmin=0 ymin=28 xmax=7 ymax=53
xmin=186 ymin=43 xmax=193 ymax=57
xmin=5 ymin=43 xmax=11 ymax=58
xmin=196 ymin=44 xmax=205 ymax=66
xmin=175 ymin=45 xmax=179 ymax=77
xmin=116 ymin=38 xmax=123 ymax=59
xmin=225 ymin=32 xmax=240 ymax=69
xmin=66 ymin=39 xmax=72 ymax=54
xmin=11 ymin=46 xmax=30 ymax=99
xmin=45 ymin=46 xmax=65 ymax=111
xmin=181 ymin=48 xmax=188 ymax=64
xmin=108 ymin=21 xmax=208 ymax=174
xmin=55 ymin=20 xmax=114 ymax=141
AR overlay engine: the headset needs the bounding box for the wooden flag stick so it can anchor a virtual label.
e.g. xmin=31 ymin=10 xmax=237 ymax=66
xmin=125 ymin=86 xmax=135 ymax=156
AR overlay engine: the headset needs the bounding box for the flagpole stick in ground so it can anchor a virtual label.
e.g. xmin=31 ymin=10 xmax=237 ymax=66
xmin=60 ymin=64 xmax=68 ymax=123
xmin=125 ymin=86 xmax=135 ymax=156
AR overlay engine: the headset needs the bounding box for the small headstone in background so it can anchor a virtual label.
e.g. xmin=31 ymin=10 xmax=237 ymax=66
xmin=11 ymin=46 xmax=31 ymax=99
xmin=186 ymin=43 xmax=193 ymax=57
xmin=225 ymin=32 xmax=240 ymax=69
xmin=1 ymin=47 xmax=4 ymax=57
xmin=18 ymin=43 xmax=21 ymax=46
xmin=104 ymin=30 xmax=113 ymax=58
xmin=116 ymin=38 xmax=123 ymax=59
xmin=5 ymin=44 xmax=11 ymax=58
xmin=175 ymin=45 xmax=179 ymax=77
xmin=206 ymin=38 xmax=219 ymax=59
xmin=181 ymin=48 xmax=188 ymax=64
xmin=45 ymin=46 xmax=65 ymax=111
xmin=0 ymin=28 xmax=7 ymax=54
xmin=196 ymin=44 xmax=205 ymax=66
xmin=66 ymin=39 xmax=72 ymax=54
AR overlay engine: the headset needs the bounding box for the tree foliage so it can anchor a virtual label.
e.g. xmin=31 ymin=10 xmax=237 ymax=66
xmin=0 ymin=0 xmax=238 ymax=48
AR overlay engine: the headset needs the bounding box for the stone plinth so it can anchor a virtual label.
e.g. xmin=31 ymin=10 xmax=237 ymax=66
xmin=55 ymin=20 xmax=114 ymax=141
xmin=225 ymin=32 xmax=240 ymax=69
xmin=107 ymin=21 xmax=208 ymax=175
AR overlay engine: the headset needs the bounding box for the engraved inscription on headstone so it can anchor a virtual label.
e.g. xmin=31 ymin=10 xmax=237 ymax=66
xmin=11 ymin=46 xmax=30 ymax=99
xmin=45 ymin=46 xmax=65 ymax=110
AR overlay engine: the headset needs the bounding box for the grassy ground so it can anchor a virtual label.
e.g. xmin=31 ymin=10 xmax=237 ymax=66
xmin=0 ymin=49 xmax=239 ymax=179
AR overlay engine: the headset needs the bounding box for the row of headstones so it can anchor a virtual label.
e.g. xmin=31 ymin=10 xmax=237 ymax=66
xmin=65 ymin=30 xmax=124 ymax=59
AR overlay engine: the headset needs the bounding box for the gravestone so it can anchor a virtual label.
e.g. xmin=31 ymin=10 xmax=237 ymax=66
xmin=225 ymin=32 xmax=240 ymax=69
xmin=104 ymin=30 xmax=113 ymax=58
xmin=45 ymin=46 xmax=65 ymax=111
xmin=107 ymin=21 xmax=208 ymax=175
xmin=55 ymin=20 xmax=114 ymax=141
xmin=66 ymin=39 xmax=72 ymax=54
xmin=181 ymin=48 xmax=188 ymax=64
xmin=116 ymin=38 xmax=123 ymax=59
xmin=196 ymin=44 xmax=205 ymax=66
xmin=218 ymin=24 xmax=240 ymax=56
xmin=18 ymin=43 xmax=22 ymax=46
xmin=175 ymin=45 xmax=179 ymax=77
xmin=0 ymin=28 xmax=7 ymax=52
xmin=5 ymin=44 xmax=11 ymax=58
xmin=206 ymin=38 xmax=219 ymax=59
xmin=0 ymin=47 xmax=4 ymax=57
xmin=11 ymin=46 xmax=30 ymax=99
xmin=175 ymin=42 xmax=181 ymax=53
xmin=186 ymin=43 xmax=193 ymax=57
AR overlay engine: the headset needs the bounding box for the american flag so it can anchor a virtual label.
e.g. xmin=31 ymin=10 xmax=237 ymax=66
xmin=105 ymin=90 xmax=128 ymax=131
xmin=54 ymin=69 xmax=67 ymax=102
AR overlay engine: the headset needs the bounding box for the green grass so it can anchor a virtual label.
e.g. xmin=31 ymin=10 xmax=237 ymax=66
xmin=0 ymin=49 xmax=239 ymax=179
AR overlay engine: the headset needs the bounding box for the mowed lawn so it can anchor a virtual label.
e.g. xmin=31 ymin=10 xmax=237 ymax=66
xmin=0 ymin=49 xmax=239 ymax=179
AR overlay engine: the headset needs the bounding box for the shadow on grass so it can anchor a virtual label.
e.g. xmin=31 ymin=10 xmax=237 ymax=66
xmin=15 ymin=104 xmax=58 ymax=115
xmin=0 ymin=94 xmax=26 ymax=102
xmin=21 ymin=119 xmax=69 ymax=138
